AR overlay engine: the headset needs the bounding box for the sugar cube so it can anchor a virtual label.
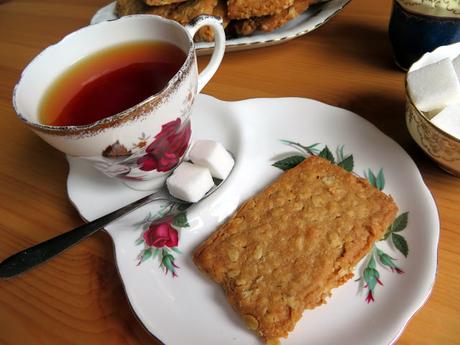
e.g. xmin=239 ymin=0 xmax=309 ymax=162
xmin=189 ymin=140 xmax=234 ymax=180
xmin=166 ymin=162 xmax=214 ymax=203
xmin=407 ymin=58 xmax=460 ymax=112
xmin=431 ymin=103 xmax=460 ymax=139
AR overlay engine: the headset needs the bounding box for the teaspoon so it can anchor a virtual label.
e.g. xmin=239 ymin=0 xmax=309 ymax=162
xmin=0 ymin=171 xmax=229 ymax=279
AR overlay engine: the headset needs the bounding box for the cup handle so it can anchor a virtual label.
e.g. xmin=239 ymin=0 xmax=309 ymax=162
xmin=186 ymin=15 xmax=226 ymax=93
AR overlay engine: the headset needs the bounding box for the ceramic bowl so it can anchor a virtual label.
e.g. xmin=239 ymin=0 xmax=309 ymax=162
xmin=405 ymin=43 xmax=460 ymax=176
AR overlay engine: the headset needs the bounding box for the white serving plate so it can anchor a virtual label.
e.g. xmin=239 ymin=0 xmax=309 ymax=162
xmin=67 ymin=95 xmax=439 ymax=345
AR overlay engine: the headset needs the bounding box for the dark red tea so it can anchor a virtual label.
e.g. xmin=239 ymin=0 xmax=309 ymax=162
xmin=39 ymin=41 xmax=186 ymax=126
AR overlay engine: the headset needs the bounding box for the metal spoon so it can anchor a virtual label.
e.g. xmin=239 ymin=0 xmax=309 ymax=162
xmin=0 ymin=172 xmax=228 ymax=279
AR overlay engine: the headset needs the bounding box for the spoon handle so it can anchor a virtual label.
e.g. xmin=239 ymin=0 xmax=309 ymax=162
xmin=0 ymin=190 xmax=171 ymax=279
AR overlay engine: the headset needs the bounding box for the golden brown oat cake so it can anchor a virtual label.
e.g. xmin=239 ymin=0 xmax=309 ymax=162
xmin=194 ymin=156 xmax=397 ymax=343
xmin=227 ymin=0 xmax=294 ymax=19
xmin=259 ymin=0 xmax=311 ymax=32
xmin=227 ymin=0 xmax=310 ymax=37
xmin=116 ymin=0 xmax=147 ymax=16
xmin=117 ymin=0 xmax=217 ymax=26
xmin=144 ymin=0 xmax=217 ymax=23
xmin=144 ymin=0 xmax=187 ymax=5
xmin=143 ymin=2 xmax=175 ymax=17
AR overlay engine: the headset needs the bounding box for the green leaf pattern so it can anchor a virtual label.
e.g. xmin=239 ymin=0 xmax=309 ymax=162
xmin=337 ymin=155 xmax=354 ymax=172
xmin=272 ymin=155 xmax=305 ymax=171
xmin=172 ymin=212 xmax=190 ymax=228
xmin=318 ymin=146 xmax=335 ymax=164
xmin=279 ymin=140 xmax=321 ymax=155
xmin=391 ymin=212 xmax=409 ymax=233
xmin=392 ymin=233 xmax=409 ymax=258
xmin=376 ymin=169 xmax=385 ymax=191
xmin=367 ymin=168 xmax=385 ymax=191
xmin=363 ymin=256 xmax=380 ymax=291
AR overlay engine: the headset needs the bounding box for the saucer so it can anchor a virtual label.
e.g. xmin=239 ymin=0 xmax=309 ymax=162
xmin=91 ymin=1 xmax=350 ymax=55
xmin=67 ymin=95 xmax=439 ymax=345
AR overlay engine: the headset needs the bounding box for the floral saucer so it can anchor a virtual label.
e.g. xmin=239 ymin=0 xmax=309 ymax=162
xmin=67 ymin=95 xmax=439 ymax=345
xmin=91 ymin=0 xmax=350 ymax=55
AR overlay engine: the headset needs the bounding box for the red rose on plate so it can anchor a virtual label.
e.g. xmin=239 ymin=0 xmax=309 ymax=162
xmin=143 ymin=221 xmax=179 ymax=248
xmin=137 ymin=118 xmax=191 ymax=172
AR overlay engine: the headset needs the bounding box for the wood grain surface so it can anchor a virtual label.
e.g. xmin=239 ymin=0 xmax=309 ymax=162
xmin=0 ymin=0 xmax=459 ymax=344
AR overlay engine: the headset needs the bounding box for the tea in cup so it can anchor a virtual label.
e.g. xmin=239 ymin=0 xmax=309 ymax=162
xmin=13 ymin=14 xmax=225 ymax=190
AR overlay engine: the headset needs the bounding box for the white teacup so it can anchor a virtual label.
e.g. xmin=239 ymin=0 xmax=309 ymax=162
xmin=13 ymin=14 xmax=225 ymax=190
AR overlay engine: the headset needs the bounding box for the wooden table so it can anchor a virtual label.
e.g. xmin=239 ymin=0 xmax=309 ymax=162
xmin=0 ymin=1 xmax=459 ymax=344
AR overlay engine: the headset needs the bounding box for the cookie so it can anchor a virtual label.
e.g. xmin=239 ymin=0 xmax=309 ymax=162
xmin=194 ymin=156 xmax=398 ymax=344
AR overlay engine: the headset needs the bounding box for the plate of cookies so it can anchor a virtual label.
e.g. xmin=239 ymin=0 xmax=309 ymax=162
xmin=67 ymin=95 xmax=439 ymax=345
xmin=91 ymin=0 xmax=350 ymax=54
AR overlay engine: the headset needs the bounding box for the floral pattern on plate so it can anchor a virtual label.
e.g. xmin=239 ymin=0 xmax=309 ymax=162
xmin=134 ymin=206 xmax=190 ymax=277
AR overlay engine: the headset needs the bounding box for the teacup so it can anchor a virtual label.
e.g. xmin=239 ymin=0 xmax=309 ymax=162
xmin=13 ymin=14 xmax=225 ymax=190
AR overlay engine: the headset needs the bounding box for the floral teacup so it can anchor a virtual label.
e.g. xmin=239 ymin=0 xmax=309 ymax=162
xmin=13 ymin=14 xmax=225 ymax=190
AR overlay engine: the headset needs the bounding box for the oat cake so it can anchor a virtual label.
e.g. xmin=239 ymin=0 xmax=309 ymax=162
xmin=227 ymin=0 xmax=294 ymax=19
xmin=128 ymin=0 xmax=219 ymax=42
xmin=116 ymin=0 xmax=314 ymax=40
xmin=258 ymin=0 xmax=311 ymax=32
xmin=193 ymin=156 xmax=398 ymax=344
xmin=229 ymin=0 xmax=311 ymax=36
xmin=144 ymin=0 xmax=187 ymax=5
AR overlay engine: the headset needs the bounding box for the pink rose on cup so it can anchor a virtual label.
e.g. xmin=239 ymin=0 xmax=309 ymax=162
xmin=138 ymin=118 xmax=191 ymax=172
xmin=143 ymin=220 xmax=179 ymax=248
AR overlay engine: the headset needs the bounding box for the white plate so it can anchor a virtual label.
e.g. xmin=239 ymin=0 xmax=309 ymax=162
xmin=67 ymin=95 xmax=439 ymax=345
xmin=91 ymin=1 xmax=350 ymax=55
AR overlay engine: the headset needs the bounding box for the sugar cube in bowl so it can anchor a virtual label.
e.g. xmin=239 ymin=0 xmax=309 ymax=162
xmin=431 ymin=104 xmax=460 ymax=139
xmin=407 ymin=58 xmax=460 ymax=113
xmin=405 ymin=42 xmax=460 ymax=176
